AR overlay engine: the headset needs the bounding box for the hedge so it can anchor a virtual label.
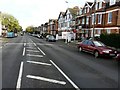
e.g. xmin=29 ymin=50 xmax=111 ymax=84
xmin=100 ymin=34 xmax=120 ymax=49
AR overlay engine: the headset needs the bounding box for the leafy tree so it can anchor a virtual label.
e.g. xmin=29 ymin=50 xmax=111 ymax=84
xmin=0 ymin=12 xmax=22 ymax=32
xmin=26 ymin=26 xmax=34 ymax=33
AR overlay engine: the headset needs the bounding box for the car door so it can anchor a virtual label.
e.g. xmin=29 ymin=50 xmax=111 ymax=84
xmin=82 ymin=40 xmax=89 ymax=51
xmin=87 ymin=41 xmax=96 ymax=53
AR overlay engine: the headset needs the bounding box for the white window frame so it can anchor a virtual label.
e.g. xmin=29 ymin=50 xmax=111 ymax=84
xmin=82 ymin=18 xmax=85 ymax=24
xmin=92 ymin=14 xmax=96 ymax=25
xmin=107 ymin=29 xmax=111 ymax=34
xmin=98 ymin=14 xmax=102 ymax=24
xmin=108 ymin=12 xmax=112 ymax=23
xmin=84 ymin=8 xmax=86 ymax=14
xmin=87 ymin=8 xmax=89 ymax=13
xmin=98 ymin=29 xmax=101 ymax=34
xmin=86 ymin=17 xmax=89 ymax=25
xmin=92 ymin=15 xmax=94 ymax=25
xmin=96 ymin=3 xmax=98 ymax=10
xmin=99 ymin=2 xmax=102 ymax=9
xmin=110 ymin=0 xmax=116 ymax=6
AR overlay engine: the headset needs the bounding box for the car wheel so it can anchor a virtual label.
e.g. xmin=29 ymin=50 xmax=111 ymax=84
xmin=79 ymin=47 xmax=82 ymax=52
xmin=94 ymin=51 xmax=99 ymax=58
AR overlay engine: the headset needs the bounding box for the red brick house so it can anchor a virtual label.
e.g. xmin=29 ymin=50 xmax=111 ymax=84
xmin=90 ymin=0 xmax=120 ymax=37
xmin=75 ymin=2 xmax=94 ymax=39
xmin=48 ymin=19 xmax=58 ymax=36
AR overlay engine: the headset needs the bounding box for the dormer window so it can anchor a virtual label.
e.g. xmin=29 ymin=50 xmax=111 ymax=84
xmin=110 ymin=0 xmax=116 ymax=5
xmin=99 ymin=2 xmax=102 ymax=9
xmin=84 ymin=8 xmax=86 ymax=13
xmin=79 ymin=10 xmax=82 ymax=15
xmin=96 ymin=3 xmax=98 ymax=10
xmin=87 ymin=8 xmax=89 ymax=13
xmin=82 ymin=18 xmax=85 ymax=24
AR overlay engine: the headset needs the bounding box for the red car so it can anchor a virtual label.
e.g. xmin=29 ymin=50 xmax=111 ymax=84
xmin=78 ymin=40 xmax=117 ymax=58
xmin=115 ymin=53 xmax=120 ymax=60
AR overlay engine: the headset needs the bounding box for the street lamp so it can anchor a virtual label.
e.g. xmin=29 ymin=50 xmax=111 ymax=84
xmin=93 ymin=0 xmax=97 ymax=39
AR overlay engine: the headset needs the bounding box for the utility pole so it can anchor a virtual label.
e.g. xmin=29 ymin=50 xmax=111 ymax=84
xmin=93 ymin=0 xmax=96 ymax=39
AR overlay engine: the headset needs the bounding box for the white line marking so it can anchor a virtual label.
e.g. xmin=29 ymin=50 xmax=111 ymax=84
xmin=26 ymin=47 xmax=37 ymax=49
xmin=16 ymin=62 xmax=24 ymax=89
xmin=27 ymin=75 xmax=66 ymax=85
xmin=29 ymin=38 xmax=46 ymax=55
xmin=37 ymin=47 xmax=46 ymax=55
xmin=24 ymin=43 xmax=26 ymax=47
xmin=27 ymin=54 xmax=43 ymax=58
xmin=50 ymin=60 xmax=80 ymax=90
xmin=22 ymin=47 xmax=25 ymax=56
xmin=27 ymin=61 xmax=52 ymax=66
xmin=37 ymin=44 xmax=53 ymax=46
xmin=26 ymin=50 xmax=39 ymax=52
xmin=33 ymin=43 xmax=37 ymax=47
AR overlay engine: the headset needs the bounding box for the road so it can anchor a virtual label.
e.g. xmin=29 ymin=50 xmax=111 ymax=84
xmin=2 ymin=34 xmax=119 ymax=90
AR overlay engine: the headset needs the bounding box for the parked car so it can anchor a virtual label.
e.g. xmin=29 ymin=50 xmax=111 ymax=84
xmin=46 ymin=35 xmax=50 ymax=40
xmin=37 ymin=34 xmax=43 ymax=39
xmin=47 ymin=35 xmax=56 ymax=42
xmin=77 ymin=40 xmax=117 ymax=58
xmin=115 ymin=53 xmax=120 ymax=60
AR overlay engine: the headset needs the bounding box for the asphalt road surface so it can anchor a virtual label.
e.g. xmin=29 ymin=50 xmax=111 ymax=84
xmin=2 ymin=34 xmax=119 ymax=90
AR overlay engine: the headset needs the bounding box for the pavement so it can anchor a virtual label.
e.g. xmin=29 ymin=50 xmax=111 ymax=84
xmin=0 ymin=37 xmax=9 ymax=48
xmin=54 ymin=39 xmax=81 ymax=48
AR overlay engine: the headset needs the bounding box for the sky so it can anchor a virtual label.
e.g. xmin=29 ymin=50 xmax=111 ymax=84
xmin=0 ymin=0 xmax=94 ymax=30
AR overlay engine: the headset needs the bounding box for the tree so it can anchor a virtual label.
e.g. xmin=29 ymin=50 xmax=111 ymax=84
xmin=26 ymin=26 xmax=34 ymax=33
xmin=0 ymin=12 xmax=22 ymax=32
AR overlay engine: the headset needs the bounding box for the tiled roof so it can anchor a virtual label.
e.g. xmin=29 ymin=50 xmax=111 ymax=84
xmin=87 ymin=2 xmax=93 ymax=6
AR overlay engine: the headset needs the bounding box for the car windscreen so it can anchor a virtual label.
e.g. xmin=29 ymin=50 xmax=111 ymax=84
xmin=49 ymin=36 xmax=54 ymax=39
xmin=93 ymin=41 xmax=105 ymax=47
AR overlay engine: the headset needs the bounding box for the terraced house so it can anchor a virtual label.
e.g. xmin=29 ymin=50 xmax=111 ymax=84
xmin=91 ymin=0 xmax=120 ymax=36
xmin=74 ymin=0 xmax=120 ymax=39
xmin=58 ymin=12 xmax=65 ymax=37
xmin=48 ymin=19 xmax=58 ymax=36
xmin=40 ymin=0 xmax=120 ymax=40
xmin=75 ymin=2 xmax=94 ymax=39
xmin=58 ymin=7 xmax=79 ymax=39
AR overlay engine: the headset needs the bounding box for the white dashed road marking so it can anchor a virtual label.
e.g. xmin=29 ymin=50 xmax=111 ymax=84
xmin=37 ymin=47 xmax=46 ymax=56
xmin=22 ymin=47 xmax=26 ymax=56
xmin=24 ymin=43 xmax=26 ymax=47
xmin=16 ymin=62 xmax=24 ymax=89
xmin=27 ymin=47 xmax=37 ymax=50
xmin=33 ymin=43 xmax=37 ymax=47
xmin=27 ymin=61 xmax=52 ymax=66
xmin=50 ymin=60 xmax=80 ymax=90
xmin=26 ymin=50 xmax=39 ymax=52
xmin=27 ymin=75 xmax=66 ymax=85
xmin=29 ymin=39 xmax=46 ymax=55
xmin=27 ymin=54 xmax=43 ymax=58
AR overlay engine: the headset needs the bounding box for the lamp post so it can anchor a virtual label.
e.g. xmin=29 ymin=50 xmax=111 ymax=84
xmin=93 ymin=0 xmax=96 ymax=39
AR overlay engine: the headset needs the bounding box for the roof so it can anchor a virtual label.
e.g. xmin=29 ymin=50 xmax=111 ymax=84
xmin=66 ymin=6 xmax=79 ymax=18
xmin=83 ymin=1 xmax=94 ymax=8
xmin=58 ymin=12 xmax=65 ymax=20
xmin=87 ymin=2 xmax=93 ymax=6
